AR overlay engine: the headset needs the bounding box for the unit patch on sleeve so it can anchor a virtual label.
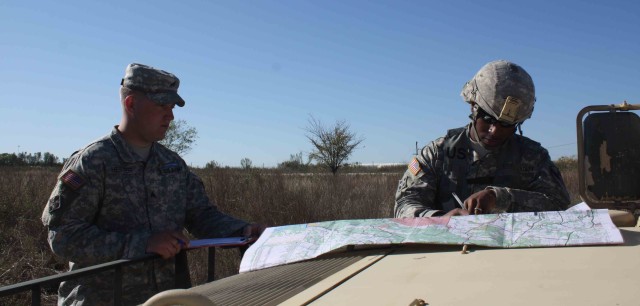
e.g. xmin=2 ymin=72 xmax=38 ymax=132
xmin=408 ymin=157 xmax=422 ymax=176
xmin=60 ymin=170 xmax=86 ymax=190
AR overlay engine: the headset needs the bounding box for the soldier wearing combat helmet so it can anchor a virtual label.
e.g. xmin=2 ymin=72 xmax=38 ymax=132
xmin=395 ymin=60 xmax=570 ymax=218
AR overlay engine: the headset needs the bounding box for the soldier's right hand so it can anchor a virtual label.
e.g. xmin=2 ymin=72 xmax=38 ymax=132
xmin=146 ymin=231 xmax=191 ymax=259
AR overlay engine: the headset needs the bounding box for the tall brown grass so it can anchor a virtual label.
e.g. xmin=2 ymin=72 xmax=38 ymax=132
xmin=0 ymin=167 xmax=61 ymax=305
xmin=0 ymin=162 xmax=580 ymax=305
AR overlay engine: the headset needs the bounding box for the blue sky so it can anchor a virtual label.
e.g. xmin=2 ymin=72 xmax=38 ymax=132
xmin=1 ymin=0 xmax=638 ymax=167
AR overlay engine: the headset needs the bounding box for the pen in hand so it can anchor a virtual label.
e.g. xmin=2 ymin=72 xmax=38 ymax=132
xmin=452 ymin=192 xmax=466 ymax=210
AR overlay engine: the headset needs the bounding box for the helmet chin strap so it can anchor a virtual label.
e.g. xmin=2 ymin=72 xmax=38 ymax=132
xmin=469 ymin=106 xmax=488 ymax=148
xmin=517 ymin=123 xmax=523 ymax=136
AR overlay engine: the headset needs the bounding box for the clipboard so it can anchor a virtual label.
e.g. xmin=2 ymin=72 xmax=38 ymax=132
xmin=186 ymin=237 xmax=251 ymax=249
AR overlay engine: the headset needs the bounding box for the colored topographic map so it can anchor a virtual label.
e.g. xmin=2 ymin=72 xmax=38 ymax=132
xmin=239 ymin=209 xmax=623 ymax=273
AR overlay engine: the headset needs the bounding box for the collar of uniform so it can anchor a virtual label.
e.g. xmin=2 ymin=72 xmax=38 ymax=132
xmin=466 ymin=124 xmax=489 ymax=161
xmin=110 ymin=126 xmax=146 ymax=164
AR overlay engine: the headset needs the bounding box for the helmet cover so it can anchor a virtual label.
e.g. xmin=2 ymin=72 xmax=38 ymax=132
xmin=461 ymin=60 xmax=535 ymax=124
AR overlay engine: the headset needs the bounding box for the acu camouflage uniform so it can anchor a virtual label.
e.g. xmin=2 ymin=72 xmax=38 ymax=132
xmin=394 ymin=124 xmax=570 ymax=218
xmin=42 ymin=127 xmax=248 ymax=305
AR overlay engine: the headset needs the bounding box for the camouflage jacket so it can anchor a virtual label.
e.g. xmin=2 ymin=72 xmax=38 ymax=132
xmin=395 ymin=124 xmax=570 ymax=218
xmin=41 ymin=127 xmax=248 ymax=306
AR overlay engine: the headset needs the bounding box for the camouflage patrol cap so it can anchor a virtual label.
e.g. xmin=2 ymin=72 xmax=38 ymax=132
xmin=121 ymin=63 xmax=185 ymax=107
xmin=460 ymin=60 xmax=535 ymax=124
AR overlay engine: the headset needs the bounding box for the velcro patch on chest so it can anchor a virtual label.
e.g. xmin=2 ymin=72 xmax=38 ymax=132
xmin=60 ymin=170 xmax=86 ymax=190
xmin=110 ymin=166 xmax=137 ymax=174
xmin=520 ymin=164 xmax=536 ymax=173
xmin=160 ymin=162 xmax=181 ymax=174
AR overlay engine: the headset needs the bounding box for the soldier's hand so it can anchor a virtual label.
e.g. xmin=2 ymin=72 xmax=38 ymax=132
xmin=464 ymin=189 xmax=497 ymax=214
xmin=146 ymin=231 xmax=191 ymax=259
xmin=443 ymin=208 xmax=470 ymax=217
xmin=243 ymin=223 xmax=267 ymax=242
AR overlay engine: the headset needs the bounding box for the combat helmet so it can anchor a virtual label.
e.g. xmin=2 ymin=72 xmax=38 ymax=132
xmin=461 ymin=60 xmax=535 ymax=125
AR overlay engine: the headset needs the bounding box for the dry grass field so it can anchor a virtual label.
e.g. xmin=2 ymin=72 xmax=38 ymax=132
xmin=0 ymin=162 xmax=580 ymax=305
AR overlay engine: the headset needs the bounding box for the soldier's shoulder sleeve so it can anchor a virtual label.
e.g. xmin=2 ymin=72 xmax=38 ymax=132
xmin=42 ymin=141 xmax=107 ymax=227
xmin=406 ymin=139 xmax=440 ymax=179
xmin=415 ymin=136 xmax=445 ymax=176
xmin=394 ymin=138 xmax=444 ymax=218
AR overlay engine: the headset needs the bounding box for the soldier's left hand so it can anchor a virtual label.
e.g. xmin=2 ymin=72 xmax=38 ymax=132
xmin=464 ymin=189 xmax=497 ymax=214
xmin=243 ymin=223 xmax=267 ymax=242
xmin=146 ymin=231 xmax=190 ymax=259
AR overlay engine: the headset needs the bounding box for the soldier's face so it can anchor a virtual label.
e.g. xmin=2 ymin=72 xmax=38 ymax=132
xmin=473 ymin=108 xmax=516 ymax=148
xmin=134 ymin=95 xmax=175 ymax=143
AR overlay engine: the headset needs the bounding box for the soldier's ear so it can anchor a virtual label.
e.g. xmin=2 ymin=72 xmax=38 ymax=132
xmin=124 ymin=94 xmax=137 ymax=115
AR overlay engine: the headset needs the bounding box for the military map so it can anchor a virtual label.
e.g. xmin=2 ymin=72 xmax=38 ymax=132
xmin=239 ymin=209 xmax=623 ymax=273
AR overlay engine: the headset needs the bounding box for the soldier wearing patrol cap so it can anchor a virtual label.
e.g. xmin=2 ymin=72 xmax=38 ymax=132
xmin=395 ymin=60 xmax=570 ymax=218
xmin=42 ymin=63 xmax=265 ymax=305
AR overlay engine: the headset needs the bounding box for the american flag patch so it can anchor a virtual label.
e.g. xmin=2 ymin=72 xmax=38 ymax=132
xmin=61 ymin=170 xmax=85 ymax=190
xmin=408 ymin=157 xmax=421 ymax=176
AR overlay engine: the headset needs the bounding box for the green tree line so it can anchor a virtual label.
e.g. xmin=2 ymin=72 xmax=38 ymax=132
xmin=0 ymin=152 xmax=62 ymax=166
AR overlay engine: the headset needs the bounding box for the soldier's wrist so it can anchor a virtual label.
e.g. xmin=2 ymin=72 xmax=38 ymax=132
xmin=486 ymin=187 xmax=511 ymax=212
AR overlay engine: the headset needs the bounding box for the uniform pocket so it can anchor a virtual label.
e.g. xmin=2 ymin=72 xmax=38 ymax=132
xmin=48 ymin=194 xmax=61 ymax=212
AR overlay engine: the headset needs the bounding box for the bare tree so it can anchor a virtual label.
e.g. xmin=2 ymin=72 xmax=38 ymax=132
xmin=305 ymin=116 xmax=364 ymax=174
xmin=160 ymin=119 xmax=198 ymax=155
xmin=240 ymin=157 xmax=253 ymax=170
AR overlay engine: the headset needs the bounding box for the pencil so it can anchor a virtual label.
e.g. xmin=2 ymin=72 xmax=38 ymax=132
xmin=452 ymin=192 xmax=465 ymax=209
